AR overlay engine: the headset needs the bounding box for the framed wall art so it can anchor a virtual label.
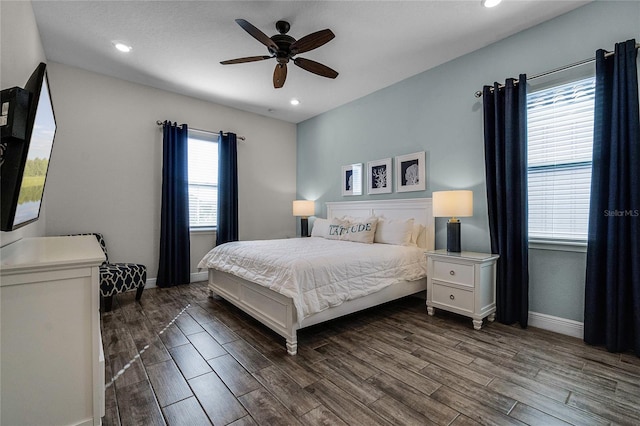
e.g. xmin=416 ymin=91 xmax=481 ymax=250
xmin=341 ymin=163 xmax=363 ymax=196
xmin=367 ymin=158 xmax=392 ymax=195
xmin=395 ymin=151 xmax=425 ymax=192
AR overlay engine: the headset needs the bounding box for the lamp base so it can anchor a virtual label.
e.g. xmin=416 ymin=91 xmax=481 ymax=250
xmin=300 ymin=217 xmax=309 ymax=237
xmin=447 ymin=221 xmax=461 ymax=252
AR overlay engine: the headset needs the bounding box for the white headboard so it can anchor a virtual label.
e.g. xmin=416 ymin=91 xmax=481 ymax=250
xmin=325 ymin=198 xmax=434 ymax=250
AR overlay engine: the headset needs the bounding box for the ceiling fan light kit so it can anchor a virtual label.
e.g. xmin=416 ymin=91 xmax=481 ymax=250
xmin=221 ymin=19 xmax=339 ymax=89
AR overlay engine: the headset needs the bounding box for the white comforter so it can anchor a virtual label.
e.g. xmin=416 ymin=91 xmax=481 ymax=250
xmin=198 ymin=237 xmax=428 ymax=321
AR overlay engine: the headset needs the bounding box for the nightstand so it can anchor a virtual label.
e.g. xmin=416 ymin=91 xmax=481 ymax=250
xmin=426 ymin=250 xmax=499 ymax=330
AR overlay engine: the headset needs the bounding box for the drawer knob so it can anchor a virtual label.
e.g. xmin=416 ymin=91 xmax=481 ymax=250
xmin=450 ymin=294 xmax=455 ymax=300
xmin=450 ymin=270 xmax=455 ymax=276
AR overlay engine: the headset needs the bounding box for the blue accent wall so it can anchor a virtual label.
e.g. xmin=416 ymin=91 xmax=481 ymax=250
xmin=297 ymin=1 xmax=640 ymax=322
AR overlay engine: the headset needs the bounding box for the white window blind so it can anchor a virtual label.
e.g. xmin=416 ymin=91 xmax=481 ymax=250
xmin=527 ymin=76 xmax=595 ymax=241
xmin=188 ymin=133 xmax=218 ymax=228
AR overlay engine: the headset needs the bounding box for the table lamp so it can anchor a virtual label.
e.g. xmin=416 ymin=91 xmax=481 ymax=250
xmin=433 ymin=190 xmax=473 ymax=252
xmin=293 ymin=200 xmax=315 ymax=237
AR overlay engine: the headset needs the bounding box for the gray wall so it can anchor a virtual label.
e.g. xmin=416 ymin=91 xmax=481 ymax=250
xmin=297 ymin=1 xmax=640 ymax=322
xmin=0 ymin=1 xmax=47 ymax=247
xmin=44 ymin=62 xmax=297 ymax=281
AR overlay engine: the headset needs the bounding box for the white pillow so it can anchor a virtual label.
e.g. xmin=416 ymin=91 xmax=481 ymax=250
xmin=374 ymin=217 xmax=415 ymax=246
xmin=409 ymin=223 xmax=426 ymax=247
xmin=310 ymin=218 xmax=330 ymax=238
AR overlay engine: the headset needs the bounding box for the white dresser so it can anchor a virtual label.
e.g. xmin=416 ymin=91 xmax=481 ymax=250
xmin=1 ymin=235 xmax=106 ymax=426
xmin=426 ymin=250 xmax=499 ymax=330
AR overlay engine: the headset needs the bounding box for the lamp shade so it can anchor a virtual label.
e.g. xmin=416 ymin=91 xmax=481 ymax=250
xmin=292 ymin=200 xmax=315 ymax=217
xmin=432 ymin=190 xmax=473 ymax=218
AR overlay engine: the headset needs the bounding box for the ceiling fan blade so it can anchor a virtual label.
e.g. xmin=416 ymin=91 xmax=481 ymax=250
xmin=290 ymin=29 xmax=335 ymax=55
xmin=273 ymin=63 xmax=287 ymax=88
xmin=235 ymin=19 xmax=279 ymax=52
xmin=220 ymin=55 xmax=272 ymax=65
xmin=293 ymin=58 xmax=338 ymax=79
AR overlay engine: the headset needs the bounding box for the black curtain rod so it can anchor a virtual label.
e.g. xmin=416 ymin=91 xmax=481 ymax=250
xmin=156 ymin=120 xmax=246 ymax=141
xmin=474 ymin=43 xmax=640 ymax=97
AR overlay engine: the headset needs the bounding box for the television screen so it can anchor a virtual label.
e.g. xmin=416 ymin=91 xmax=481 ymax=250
xmin=12 ymin=77 xmax=56 ymax=228
xmin=0 ymin=63 xmax=56 ymax=231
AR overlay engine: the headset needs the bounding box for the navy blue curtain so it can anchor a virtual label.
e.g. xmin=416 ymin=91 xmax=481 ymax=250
xmin=585 ymin=39 xmax=640 ymax=354
xmin=482 ymin=75 xmax=529 ymax=327
xmin=157 ymin=121 xmax=191 ymax=287
xmin=216 ymin=132 xmax=239 ymax=246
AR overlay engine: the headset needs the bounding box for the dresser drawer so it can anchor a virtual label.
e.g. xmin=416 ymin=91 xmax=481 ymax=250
xmin=432 ymin=283 xmax=474 ymax=313
xmin=432 ymin=260 xmax=474 ymax=286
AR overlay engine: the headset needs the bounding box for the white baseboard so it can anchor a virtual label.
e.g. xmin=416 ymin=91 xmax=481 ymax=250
xmin=144 ymin=271 xmax=207 ymax=289
xmin=191 ymin=271 xmax=208 ymax=282
xmin=528 ymin=311 xmax=584 ymax=339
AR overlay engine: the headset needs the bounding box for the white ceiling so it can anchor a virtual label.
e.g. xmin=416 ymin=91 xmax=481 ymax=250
xmin=32 ymin=1 xmax=590 ymax=123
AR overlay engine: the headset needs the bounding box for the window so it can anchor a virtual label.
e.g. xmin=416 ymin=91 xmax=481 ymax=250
xmin=527 ymin=76 xmax=595 ymax=242
xmin=188 ymin=131 xmax=218 ymax=229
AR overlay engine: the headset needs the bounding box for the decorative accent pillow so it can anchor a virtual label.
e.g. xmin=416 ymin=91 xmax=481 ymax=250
xmin=342 ymin=217 xmax=378 ymax=244
xmin=326 ymin=217 xmax=378 ymax=244
xmin=325 ymin=218 xmax=348 ymax=240
xmin=374 ymin=217 xmax=415 ymax=246
xmin=310 ymin=218 xmax=330 ymax=238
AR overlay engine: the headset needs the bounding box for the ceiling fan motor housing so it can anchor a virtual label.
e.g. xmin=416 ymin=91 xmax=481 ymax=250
xmin=271 ymin=21 xmax=295 ymax=63
xmin=271 ymin=34 xmax=295 ymax=63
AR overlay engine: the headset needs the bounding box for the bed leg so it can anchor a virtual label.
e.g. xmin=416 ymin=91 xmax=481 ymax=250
xmin=286 ymin=337 xmax=298 ymax=355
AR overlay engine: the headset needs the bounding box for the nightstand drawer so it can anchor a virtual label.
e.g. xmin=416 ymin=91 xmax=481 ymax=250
xmin=432 ymin=283 xmax=474 ymax=313
xmin=432 ymin=260 xmax=474 ymax=286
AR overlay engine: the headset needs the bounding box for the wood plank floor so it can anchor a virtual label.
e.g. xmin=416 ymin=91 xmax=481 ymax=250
xmin=101 ymin=281 xmax=640 ymax=426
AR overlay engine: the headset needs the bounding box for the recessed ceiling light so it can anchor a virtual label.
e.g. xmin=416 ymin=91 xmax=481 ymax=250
xmin=482 ymin=0 xmax=502 ymax=7
xmin=290 ymin=99 xmax=300 ymax=106
xmin=113 ymin=41 xmax=132 ymax=53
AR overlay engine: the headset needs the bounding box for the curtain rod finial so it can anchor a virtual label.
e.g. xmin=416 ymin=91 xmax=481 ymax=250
xmin=475 ymin=91 xmax=483 ymax=98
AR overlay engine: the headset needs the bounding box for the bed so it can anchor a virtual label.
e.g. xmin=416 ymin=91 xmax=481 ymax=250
xmin=198 ymin=198 xmax=434 ymax=355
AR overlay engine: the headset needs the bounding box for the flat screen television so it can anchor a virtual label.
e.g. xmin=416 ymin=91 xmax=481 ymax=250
xmin=0 ymin=63 xmax=57 ymax=231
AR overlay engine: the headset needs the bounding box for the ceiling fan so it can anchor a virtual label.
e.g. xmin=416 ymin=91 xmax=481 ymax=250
xmin=221 ymin=19 xmax=338 ymax=89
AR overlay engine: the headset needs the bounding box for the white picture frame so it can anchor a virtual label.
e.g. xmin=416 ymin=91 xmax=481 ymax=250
xmin=395 ymin=151 xmax=426 ymax=192
xmin=367 ymin=158 xmax=392 ymax=195
xmin=341 ymin=163 xmax=363 ymax=196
